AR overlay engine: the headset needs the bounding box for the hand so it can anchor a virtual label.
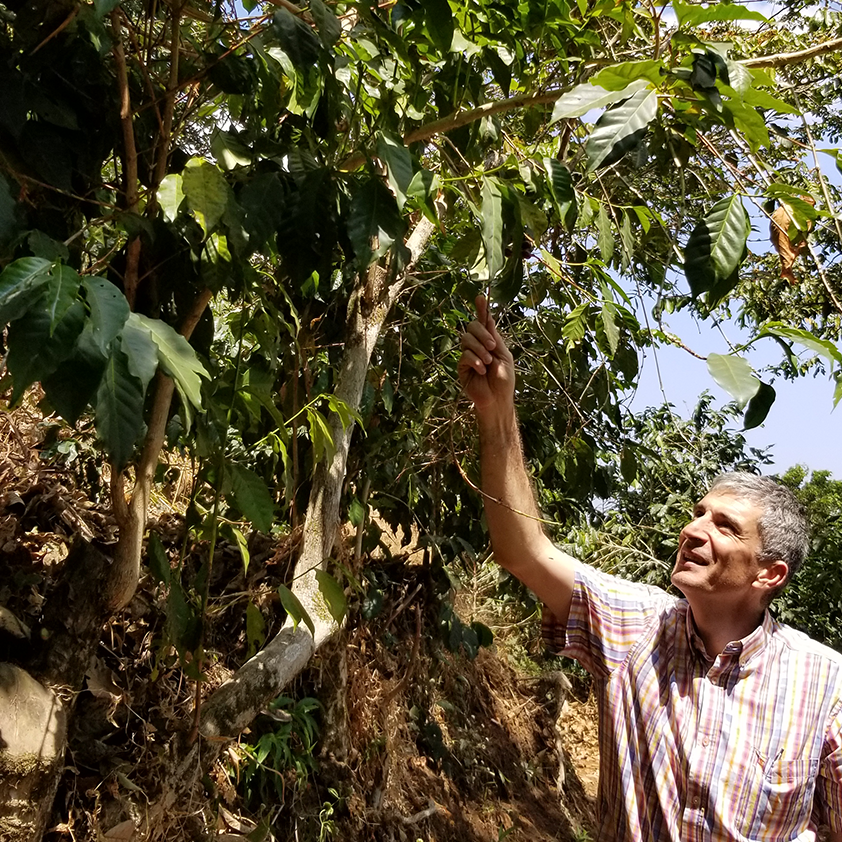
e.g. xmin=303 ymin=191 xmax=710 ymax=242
xmin=458 ymin=295 xmax=515 ymax=414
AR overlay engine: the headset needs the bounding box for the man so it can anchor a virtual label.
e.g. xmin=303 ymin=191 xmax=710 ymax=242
xmin=458 ymin=296 xmax=842 ymax=841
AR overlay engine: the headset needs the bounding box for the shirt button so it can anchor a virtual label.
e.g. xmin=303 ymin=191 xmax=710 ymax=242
xmin=702 ymin=737 xmax=710 ymax=747
xmin=693 ymin=797 xmax=701 ymax=807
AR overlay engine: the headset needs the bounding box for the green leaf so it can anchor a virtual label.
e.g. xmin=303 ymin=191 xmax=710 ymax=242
xmin=95 ymin=344 xmax=146 ymax=469
xmin=722 ymin=99 xmax=770 ymax=153
xmin=158 ymin=174 xmax=184 ymax=223
xmin=147 ymin=531 xmax=171 ymax=586
xmin=226 ymin=464 xmax=274 ymax=533
xmin=673 ymin=0 xmax=766 ymax=28
xmin=601 ymin=301 xmax=620 ymax=355
xmin=585 ymin=88 xmax=658 ymax=172
xmin=28 ymin=230 xmax=69 ymax=262
xmin=182 ymin=158 xmax=232 ymax=236
xmin=210 ymin=129 xmax=252 ymax=171
xmin=346 ymin=179 xmax=407 ymax=268
xmin=684 ymin=195 xmax=749 ymax=301
xmin=597 ymin=204 xmax=614 ymax=263
xmin=246 ymin=602 xmax=266 ymax=658
xmin=134 ymin=314 xmax=209 ymax=410
xmin=7 ymin=299 xmax=85 ymax=400
xmin=349 ymin=496 xmax=366 ymax=527
xmin=743 ymin=381 xmax=776 ymax=430
xmin=0 ymin=175 xmax=18 ymax=246
xmin=376 ymin=133 xmax=414 ymax=210
xmin=83 ymin=277 xmax=130 ymax=354
xmin=471 ymin=621 xmax=494 ymax=648
xmin=760 ymin=323 xmax=842 ymax=367
xmin=272 ymin=9 xmax=321 ymax=69
xmin=423 ymin=0 xmax=453 ymax=53
xmin=44 ymin=265 xmax=82 ymax=334
xmin=42 ymin=329 xmax=107 ymax=424
xmin=310 ymin=0 xmax=341 ymax=47
xmin=0 ymin=257 xmax=52 ymax=326
xmin=741 ymin=86 xmax=798 ymax=116
xmin=706 ymin=353 xmax=760 ymax=408
xmin=315 ymin=569 xmax=347 ymax=624
xmin=543 ymin=159 xmax=574 ymax=211
xmin=591 ymin=60 xmax=664 ymax=92
xmin=550 ymin=79 xmax=650 ymax=123
xmin=120 ymin=314 xmax=159 ymax=393
xmin=481 ymin=177 xmax=505 ymax=282
xmin=307 ymin=408 xmax=335 ymax=463
xmin=279 ymin=584 xmax=315 ymax=635
xmin=94 ymin=0 xmax=121 ymax=18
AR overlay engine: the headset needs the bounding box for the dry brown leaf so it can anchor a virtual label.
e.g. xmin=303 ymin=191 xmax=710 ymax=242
xmin=102 ymin=819 xmax=136 ymax=841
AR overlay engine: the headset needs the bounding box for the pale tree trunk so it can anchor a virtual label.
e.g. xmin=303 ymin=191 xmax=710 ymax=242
xmin=199 ymin=217 xmax=436 ymax=742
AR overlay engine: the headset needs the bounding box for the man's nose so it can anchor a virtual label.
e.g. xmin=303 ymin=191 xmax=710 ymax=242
xmin=682 ymin=514 xmax=710 ymax=542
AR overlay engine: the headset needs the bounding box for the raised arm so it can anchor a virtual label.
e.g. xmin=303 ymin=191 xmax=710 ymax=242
xmin=458 ymin=296 xmax=576 ymax=624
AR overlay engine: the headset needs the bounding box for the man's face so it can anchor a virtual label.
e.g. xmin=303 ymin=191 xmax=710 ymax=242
xmin=671 ymin=490 xmax=765 ymax=602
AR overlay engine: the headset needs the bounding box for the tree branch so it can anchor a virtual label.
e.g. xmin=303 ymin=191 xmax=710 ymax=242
xmin=106 ymin=288 xmax=213 ymax=611
xmin=741 ymin=37 xmax=842 ymax=68
xmin=111 ymin=10 xmax=141 ymax=310
xmin=340 ymin=89 xmax=569 ymax=171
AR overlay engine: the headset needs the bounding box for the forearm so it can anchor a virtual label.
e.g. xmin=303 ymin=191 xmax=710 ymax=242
xmin=477 ymin=406 xmax=575 ymax=622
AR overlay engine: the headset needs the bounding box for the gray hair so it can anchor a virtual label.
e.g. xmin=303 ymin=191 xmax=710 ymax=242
xmin=710 ymin=472 xmax=810 ymax=597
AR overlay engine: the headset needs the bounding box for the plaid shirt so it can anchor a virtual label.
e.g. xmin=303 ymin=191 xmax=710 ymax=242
xmin=541 ymin=561 xmax=842 ymax=841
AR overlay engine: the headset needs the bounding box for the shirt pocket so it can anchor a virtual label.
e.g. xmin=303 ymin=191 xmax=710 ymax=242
xmin=743 ymin=755 xmax=818 ymax=840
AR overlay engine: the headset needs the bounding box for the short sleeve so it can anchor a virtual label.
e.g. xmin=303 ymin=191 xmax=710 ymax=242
xmin=816 ymin=699 xmax=842 ymax=832
xmin=542 ymin=561 xmax=675 ymax=679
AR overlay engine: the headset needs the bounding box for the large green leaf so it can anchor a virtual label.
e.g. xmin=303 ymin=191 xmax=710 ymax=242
xmin=134 ymin=314 xmax=209 ymax=410
xmin=182 ymin=158 xmax=232 ymax=236
xmin=760 ymin=323 xmax=842 ymax=367
xmin=120 ymin=314 xmax=160 ymax=393
xmin=83 ymin=277 xmax=130 ymax=354
xmin=481 ymin=177 xmax=505 ymax=282
xmin=376 ymin=133 xmax=414 ymax=210
xmin=550 ymin=79 xmax=650 ymax=123
xmin=424 ymin=0 xmax=453 ymax=53
xmin=346 ymin=179 xmax=407 ymax=268
xmin=158 ymin=174 xmax=184 ymax=223
xmin=684 ymin=195 xmax=749 ymax=301
xmin=591 ymin=61 xmax=664 ymax=92
xmin=7 ymin=299 xmax=85 ymax=400
xmin=95 ymin=344 xmax=146 ymax=469
xmin=226 ymin=463 xmax=274 ymax=533
xmin=44 ymin=265 xmax=82 ymax=334
xmin=743 ymin=381 xmax=776 ymax=430
xmin=42 ymin=328 xmax=107 ymax=424
xmin=543 ymin=159 xmax=574 ymax=212
xmin=239 ymin=171 xmax=288 ymax=247
xmin=673 ymin=0 xmax=766 ymax=28
xmin=707 ymin=353 xmax=760 ymax=408
xmin=597 ymin=204 xmax=614 ymax=264
xmin=0 ymin=257 xmax=52 ymax=326
xmin=585 ymin=88 xmax=658 ymax=172
xmin=310 ymin=0 xmax=341 ymax=47
xmin=272 ymin=9 xmax=321 ymax=69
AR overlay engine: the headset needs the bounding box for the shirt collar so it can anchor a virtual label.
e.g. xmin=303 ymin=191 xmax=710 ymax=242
xmin=685 ymin=605 xmax=772 ymax=666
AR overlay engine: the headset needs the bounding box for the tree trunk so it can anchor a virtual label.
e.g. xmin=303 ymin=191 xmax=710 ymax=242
xmin=200 ymin=218 xmax=435 ymax=741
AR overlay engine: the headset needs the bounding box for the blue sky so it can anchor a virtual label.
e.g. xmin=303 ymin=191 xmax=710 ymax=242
xmin=630 ymin=306 xmax=841 ymax=479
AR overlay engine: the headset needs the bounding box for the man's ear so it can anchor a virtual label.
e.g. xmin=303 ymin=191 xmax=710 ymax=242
xmin=754 ymin=560 xmax=788 ymax=593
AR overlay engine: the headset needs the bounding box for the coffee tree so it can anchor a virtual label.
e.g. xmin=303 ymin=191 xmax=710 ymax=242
xmin=1 ymin=0 xmax=842 ymax=834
